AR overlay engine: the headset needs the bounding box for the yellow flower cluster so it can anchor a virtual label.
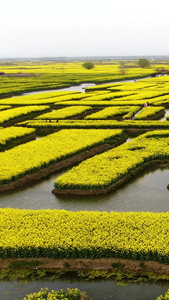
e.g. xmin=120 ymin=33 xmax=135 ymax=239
xmin=122 ymin=106 xmax=141 ymax=120
xmin=0 ymin=105 xmax=50 ymax=125
xmin=55 ymin=130 xmax=169 ymax=191
xmin=1 ymin=208 xmax=169 ymax=263
xmin=108 ymin=82 xmax=157 ymax=91
xmin=22 ymin=288 xmax=81 ymax=300
xmin=19 ymin=119 xmax=169 ymax=130
xmin=134 ymin=106 xmax=165 ymax=120
xmin=52 ymin=92 xmax=92 ymax=103
xmin=0 ymin=91 xmax=112 ymax=106
xmin=0 ymin=126 xmax=35 ymax=146
xmin=0 ymin=92 xmax=80 ymax=106
xmin=36 ymin=106 xmax=92 ymax=120
xmin=118 ymin=90 xmax=169 ymax=102
xmin=81 ymin=91 xmax=137 ymax=101
xmin=85 ymin=106 xmax=141 ymax=120
xmin=0 ymin=129 xmax=123 ymax=184
xmin=0 ymin=105 xmax=11 ymax=111
xmin=54 ymin=100 xmax=147 ymax=107
xmin=156 ymin=290 xmax=169 ymax=300
xmin=86 ymin=82 xmax=156 ymax=92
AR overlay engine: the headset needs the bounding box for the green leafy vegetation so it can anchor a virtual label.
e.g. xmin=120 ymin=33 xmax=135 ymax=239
xmin=82 ymin=62 xmax=95 ymax=70
xmin=138 ymin=58 xmax=150 ymax=68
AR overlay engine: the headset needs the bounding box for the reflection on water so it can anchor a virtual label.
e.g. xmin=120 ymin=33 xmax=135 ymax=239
xmin=160 ymin=109 xmax=169 ymax=121
xmin=0 ymin=167 xmax=169 ymax=212
xmin=1 ymin=276 xmax=169 ymax=300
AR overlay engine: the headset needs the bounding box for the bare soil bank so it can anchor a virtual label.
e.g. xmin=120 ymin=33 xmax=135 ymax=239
xmin=52 ymin=159 xmax=169 ymax=195
xmin=1 ymin=257 xmax=169 ymax=279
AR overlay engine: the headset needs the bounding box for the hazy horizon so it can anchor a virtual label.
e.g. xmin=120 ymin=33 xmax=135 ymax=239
xmin=1 ymin=0 xmax=169 ymax=58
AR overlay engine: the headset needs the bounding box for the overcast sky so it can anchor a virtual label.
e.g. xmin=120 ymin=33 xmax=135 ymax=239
xmin=1 ymin=0 xmax=169 ymax=58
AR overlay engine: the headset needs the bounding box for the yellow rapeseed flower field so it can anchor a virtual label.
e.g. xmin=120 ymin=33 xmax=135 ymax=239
xmin=1 ymin=208 xmax=169 ymax=263
xmin=0 ymin=129 xmax=124 ymax=184
xmin=55 ymin=130 xmax=169 ymax=190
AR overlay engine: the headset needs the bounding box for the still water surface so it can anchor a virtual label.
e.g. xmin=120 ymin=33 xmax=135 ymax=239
xmin=1 ymin=276 xmax=169 ymax=300
xmin=0 ymin=167 xmax=169 ymax=212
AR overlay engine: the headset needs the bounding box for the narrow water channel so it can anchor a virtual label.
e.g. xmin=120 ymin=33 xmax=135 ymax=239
xmin=23 ymin=75 xmax=154 ymax=96
xmin=23 ymin=83 xmax=96 ymax=94
xmin=1 ymin=275 xmax=169 ymax=300
xmin=0 ymin=166 xmax=169 ymax=212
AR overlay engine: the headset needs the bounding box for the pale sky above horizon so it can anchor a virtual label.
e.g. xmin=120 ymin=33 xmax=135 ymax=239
xmin=1 ymin=0 xmax=169 ymax=58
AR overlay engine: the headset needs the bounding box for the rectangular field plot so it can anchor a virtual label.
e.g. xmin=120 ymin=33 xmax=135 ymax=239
xmin=86 ymin=82 xmax=157 ymax=92
xmin=1 ymin=208 xmax=169 ymax=264
xmin=18 ymin=119 xmax=169 ymax=130
xmin=36 ymin=106 xmax=92 ymax=120
xmin=0 ymin=126 xmax=35 ymax=151
xmin=0 ymin=91 xmax=110 ymax=106
xmin=54 ymin=100 xmax=153 ymax=106
xmin=0 ymin=129 xmax=125 ymax=186
xmin=134 ymin=106 xmax=165 ymax=120
xmin=81 ymin=91 xmax=138 ymax=101
xmin=0 ymin=105 xmax=50 ymax=126
xmin=0 ymin=92 xmax=82 ymax=106
xmin=54 ymin=130 xmax=169 ymax=192
xmin=0 ymin=105 xmax=12 ymax=111
xmin=85 ymin=106 xmax=141 ymax=120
